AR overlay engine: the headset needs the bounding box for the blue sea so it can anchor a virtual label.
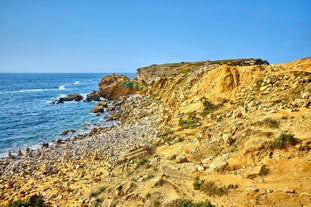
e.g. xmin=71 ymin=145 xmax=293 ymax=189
xmin=0 ymin=73 xmax=134 ymax=157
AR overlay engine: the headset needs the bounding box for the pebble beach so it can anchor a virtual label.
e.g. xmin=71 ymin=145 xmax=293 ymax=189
xmin=0 ymin=94 xmax=163 ymax=206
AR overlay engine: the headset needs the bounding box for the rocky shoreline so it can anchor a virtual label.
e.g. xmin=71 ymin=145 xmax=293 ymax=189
xmin=0 ymin=93 xmax=163 ymax=206
xmin=1 ymin=57 xmax=310 ymax=207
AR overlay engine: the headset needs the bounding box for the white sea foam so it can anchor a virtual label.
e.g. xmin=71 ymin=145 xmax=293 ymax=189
xmin=74 ymin=81 xmax=80 ymax=85
xmin=59 ymin=85 xmax=66 ymax=90
xmin=0 ymin=88 xmax=56 ymax=94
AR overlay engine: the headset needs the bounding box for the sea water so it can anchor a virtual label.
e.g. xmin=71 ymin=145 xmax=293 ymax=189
xmin=0 ymin=73 xmax=134 ymax=157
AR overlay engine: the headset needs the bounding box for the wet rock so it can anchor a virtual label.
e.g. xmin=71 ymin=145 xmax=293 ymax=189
xmin=51 ymin=94 xmax=83 ymax=104
xmin=7 ymin=150 xmax=13 ymax=159
xmin=85 ymin=90 xmax=100 ymax=102
xmin=41 ymin=143 xmax=49 ymax=148
xmin=17 ymin=148 xmax=23 ymax=156
xmin=90 ymin=101 xmax=107 ymax=113
xmin=59 ymin=130 xmax=75 ymax=136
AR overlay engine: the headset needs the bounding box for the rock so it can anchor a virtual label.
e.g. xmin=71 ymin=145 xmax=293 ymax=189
xmin=301 ymin=91 xmax=310 ymax=99
xmin=7 ymin=150 xmax=13 ymax=158
xmin=285 ymin=188 xmax=295 ymax=193
xmin=118 ymin=146 xmax=150 ymax=162
xmin=197 ymin=166 xmax=205 ymax=171
xmin=209 ymin=156 xmax=228 ymax=172
xmin=175 ymin=155 xmax=188 ymax=163
xmin=232 ymin=108 xmax=243 ymax=119
xmin=222 ymin=134 xmax=235 ymax=144
xmin=41 ymin=143 xmax=49 ymax=148
xmin=43 ymin=165 xmax=58 ymax=175
xmin=51 ymin=94 xmax=83 ymax=104
xmin=97 ymin=74 xmax=140 ymax=100
xmin=85 ymin=90 xmax=100 ymax=102
xmin=59 ymin=129 xmax=75 ymax=136
xmin=107 ymin=106 xmax=115 ymax=111
xmin=90 ymin=105 xmax=104 ymax=113
xmin=56 ymin=139 xmax=64 ymax=144
xmin=98 ymin=101 xmax=108 ymax=107
xmin=17 ymin=148 xmax=23 ymax=156
xmin=25 ymin=147 xmax=30 ymax=154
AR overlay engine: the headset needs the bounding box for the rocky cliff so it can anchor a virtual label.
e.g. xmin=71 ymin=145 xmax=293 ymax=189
xmin=92 ymin=57 xmax=311 ymax=206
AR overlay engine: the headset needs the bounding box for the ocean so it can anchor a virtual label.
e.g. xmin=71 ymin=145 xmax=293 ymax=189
xmin=0 ymin=73 xmax=135 ymax=157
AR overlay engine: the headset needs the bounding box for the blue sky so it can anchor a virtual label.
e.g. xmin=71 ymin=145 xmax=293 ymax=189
xmin=0 ymin=0 xmax=310 ymax=73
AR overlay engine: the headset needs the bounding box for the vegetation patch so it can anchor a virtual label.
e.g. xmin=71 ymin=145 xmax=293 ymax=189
xmin=193 ymin=176 xmax=201 ymax=190
xmin=201 ymin=109 xmax=215 ymax=116
xmin=256 ymin=118 xmax=279 ymax=128
xmin=192 ymin=177 xmax=228 ymax=197
xmin=271 ymin=133 xmax=298 ymax=149
xmin=176 ymin=199 xmax=214 ymax=207
xmin=6 ymin=194 xmax=45 ymax=207
xmin=181 ymin=68 xmax=192 ymax=74
xmin=118 ymin=81 xmax=146 ymax=90
xmin=90 ymin=186 xmax=106 ymax=197
xmin=136 ymin=158 xmax=149 ymax=168
xmin=258 ymin=165 xmax=270 ymax=176
xmin=209 ymin=58 xmax=268 ymax=66
xmin=154 ymin=178 xmax=164 ymax=187
xmin=179 ymin=113 xmax=198 ymax=129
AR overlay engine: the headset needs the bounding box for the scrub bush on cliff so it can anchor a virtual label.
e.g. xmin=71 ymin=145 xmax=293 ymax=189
xmin=118 ymin=81 xmax=146 ymax=90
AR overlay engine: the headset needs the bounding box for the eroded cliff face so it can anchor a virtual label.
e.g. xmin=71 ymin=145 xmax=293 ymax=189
xmin=97 ymin=74 xmax=146 ymax=100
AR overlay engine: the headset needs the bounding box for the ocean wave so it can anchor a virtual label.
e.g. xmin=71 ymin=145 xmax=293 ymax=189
xmin=74 ymin=81 xmax=80 ymax=85
xmin=0 ymin=84 xmax=73 ymax=94
xmin=0 ymin=88 xmax=57 ymax=94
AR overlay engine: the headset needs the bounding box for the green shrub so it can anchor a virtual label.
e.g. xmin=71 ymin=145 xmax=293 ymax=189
xmin=200 ymin=181 xmax=228 ymax=197
xmin=155 ymin=178 xmax=164 ymax=187
xmin=118 ymin=81 xmax=146 ymax=90
xmin=201 ymin=109 xmax=214 ymax=116
xmin=179 ymin=114 xmax=198 ymax=129
xmin=90 ymin=186 xmax=106 ymax=197
xmin=6 ymin=195 xmax=45 ymax=207
xmin=271 ymin=133 xmax=297 ymax=149
xmin=181 ymin=68 xmax=192 ymax=74
xmin=257 ymin=118 xmax=279 ymax=128
xmin=154 ymin=201 xmax=161 ymax=207
xmin=136 ymin=158 xmax=148 ymax=167
xmin=193 ymin=176 xmax=201 ymax=190
xmin=176 ymin=199 xmax=213 ymax=207
xmin=258 ymin=165 xmax=270 ymax=176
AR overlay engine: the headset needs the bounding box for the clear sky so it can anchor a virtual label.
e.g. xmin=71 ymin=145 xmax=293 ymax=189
xmin=0 ymin=0 xmax=310 ymax=73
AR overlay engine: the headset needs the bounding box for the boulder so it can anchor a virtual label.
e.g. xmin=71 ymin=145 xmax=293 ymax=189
xmin=51 ymin=94 xmax=83 ymax=104
xmin=91 ymin=105 xmax=104 ymax=113
xmin=209 ymin=155 xmax=228 ymax=172
xmin=97 ymin=74 xmax=140 ymax=100
xmin=85 ymin=90 xmax=101 ymax=102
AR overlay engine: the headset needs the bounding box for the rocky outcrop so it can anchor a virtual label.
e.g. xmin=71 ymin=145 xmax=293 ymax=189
xmin=97 ymin=74 xmax=141 ymax=100
xmin=51 ymin=94 xmax=84 ymax=104
xmin=90 ymin=101 xmax=108 ymax=113
xmin=85 ymin=90 xmax=100 ymax=102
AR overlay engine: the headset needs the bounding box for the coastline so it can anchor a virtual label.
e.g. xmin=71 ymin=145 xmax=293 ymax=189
xmin=1 ymin=57 xmax=310 ymax=206
xmin=0 ymin=93 xmax=163 ymax=206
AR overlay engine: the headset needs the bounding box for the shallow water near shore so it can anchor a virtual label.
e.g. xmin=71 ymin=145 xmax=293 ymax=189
xmin=0 ymin=73 xmax=135 ymax=157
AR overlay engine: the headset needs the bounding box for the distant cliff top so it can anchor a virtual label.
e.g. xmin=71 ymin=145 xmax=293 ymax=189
xmin=136 ymin=58 xmax=269 ymax=84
